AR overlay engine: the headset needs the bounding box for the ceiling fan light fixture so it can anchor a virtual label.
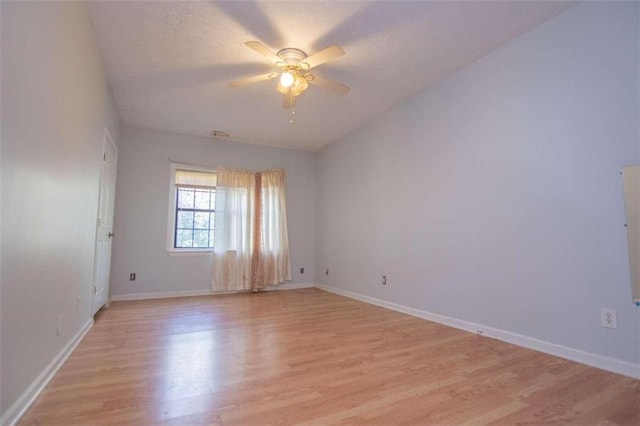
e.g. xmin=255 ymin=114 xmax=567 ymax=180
xmin=291 ymin=75 xmax=309 ymax=96
xmin=231 ymin=41 xmax=349 ymax=109
xmin=276 ymin=81 xmax=288 ymax=95
xmin=280 ymin=71 xmax=294 ymax=88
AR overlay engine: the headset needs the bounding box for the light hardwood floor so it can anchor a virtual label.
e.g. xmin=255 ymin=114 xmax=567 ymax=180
xmin=21 ymin=288 xmax=639 ymax=425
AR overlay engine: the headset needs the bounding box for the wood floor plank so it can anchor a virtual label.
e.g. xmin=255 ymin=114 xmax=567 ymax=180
xmin=19 ymin=288 xmax=639 ymax=425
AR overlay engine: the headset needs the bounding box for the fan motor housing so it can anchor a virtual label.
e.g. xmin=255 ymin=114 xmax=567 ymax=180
xmin=276 ymin=48 xmax=307 ymax=66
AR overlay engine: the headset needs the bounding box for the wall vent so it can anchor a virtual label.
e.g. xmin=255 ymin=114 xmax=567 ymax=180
xmin=211 ymin=130 xmax=229 ymax=138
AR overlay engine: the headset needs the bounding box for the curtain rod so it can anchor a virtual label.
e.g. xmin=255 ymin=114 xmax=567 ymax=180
xmin=169 ymin=158 xmax=216 ymax=169
xmin=169 ymin=158 xmax=285 ymax=174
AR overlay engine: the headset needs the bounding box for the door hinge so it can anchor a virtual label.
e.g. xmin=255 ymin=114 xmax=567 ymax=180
xmin=103 ymin=152 xmax=106 ymax=162
xmin=94 ymin=286 xmax=97 ymax=295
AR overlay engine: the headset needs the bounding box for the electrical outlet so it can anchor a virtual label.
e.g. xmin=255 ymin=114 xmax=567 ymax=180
xmin=57 ymin=313 xmax=64 ymax=336
xmin=382 ymin=275 xmax=387 ymax=285
xmin=601 ymin=308 xmax=617 ymax=329
xmin=300 ymin=267 xmax=304 ymax=274
xmin=130 ymin=273 xmax=136 ymax=281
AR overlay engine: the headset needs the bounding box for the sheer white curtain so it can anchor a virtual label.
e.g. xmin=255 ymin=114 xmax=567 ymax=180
xmin=212 ymin=167 xmax=291 ymax=292
xmin=212 ymin=168 xmax=255 ymax=292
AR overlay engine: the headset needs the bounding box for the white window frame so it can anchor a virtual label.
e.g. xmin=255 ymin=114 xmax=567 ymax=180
xmin=166 ymin=162 xmax=216 ymax=256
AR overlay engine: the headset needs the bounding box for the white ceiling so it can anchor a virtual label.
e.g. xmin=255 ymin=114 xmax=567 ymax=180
xmin=87 ymin=1 xmax=575 ymax=151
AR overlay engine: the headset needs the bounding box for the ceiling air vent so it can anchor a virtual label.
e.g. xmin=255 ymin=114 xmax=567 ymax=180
xmin=211 ymin=130 xmax=229 ymax=138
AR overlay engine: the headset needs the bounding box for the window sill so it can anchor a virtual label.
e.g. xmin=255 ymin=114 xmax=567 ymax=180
xmin=166 ymin=249 xmax=214 ymax=257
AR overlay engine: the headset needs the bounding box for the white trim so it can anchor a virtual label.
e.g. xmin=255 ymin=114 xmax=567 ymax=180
xmin=166 ymin=249 xmax=213 ymax=257
xmin=315 ymin=284 xmax=640 ymax=380
xmin=1 ymin=319 xmax=94 ymax=426
xmin=111 ymin=289 xmax=213 ymax=301
xmin=266 ymin=282 xmax=315 ymax=291
xmin=110 ymin=283 xmax=315 ymax=302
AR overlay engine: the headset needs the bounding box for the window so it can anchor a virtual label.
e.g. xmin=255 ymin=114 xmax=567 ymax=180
xmin=167 ymin=164 xmax=216 ymax=253
xmin=175 ymin=186 xmax=215 ymax=248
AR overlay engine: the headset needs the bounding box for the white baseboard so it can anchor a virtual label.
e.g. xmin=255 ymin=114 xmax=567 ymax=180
xmin=1 ymin=318 xmax=94 ymax=426
xmin=110 ymin=283 xmax=315 ymax=302
xmin=110 ymin=289 xmax=213 ymax=301
xmin=266 ymin=282 xmax=315 ymax=291
xmin=315 ymin=284 xmax=640 ymax=380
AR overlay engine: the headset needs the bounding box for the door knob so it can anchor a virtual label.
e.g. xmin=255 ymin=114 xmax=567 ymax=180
xmin=108 ymin=232 xmax=115 ymax=238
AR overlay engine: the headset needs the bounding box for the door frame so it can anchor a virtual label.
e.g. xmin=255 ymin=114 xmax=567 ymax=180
xmin=91 ymin=126 xmax=118 ymax=315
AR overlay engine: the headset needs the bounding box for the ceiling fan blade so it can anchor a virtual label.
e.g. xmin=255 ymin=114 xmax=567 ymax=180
xmin=307 ymin=74 xmax=350 ymax=96
xmin=244 ymin=41 xmax=283 ymax=66
xmin=228 ymin=72 xmax=278 ymax=87
xmin=299 ymin=45 xmax=345 ymax=70
xmin=283 ymin=88 xmax=295 ymax=109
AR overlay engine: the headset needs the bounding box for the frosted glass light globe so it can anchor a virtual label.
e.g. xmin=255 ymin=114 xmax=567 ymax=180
xmin=280 ymin=71 xmax=294 ymax=88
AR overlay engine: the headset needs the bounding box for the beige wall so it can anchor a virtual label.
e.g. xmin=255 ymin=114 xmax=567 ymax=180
xmin=315 ymin=2 xmax=640 ymax=366
xmin=1 ymin=1 xmax=121 ymax=415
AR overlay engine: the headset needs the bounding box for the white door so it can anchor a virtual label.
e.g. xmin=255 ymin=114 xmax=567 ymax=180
xmin=92 ymin=129 xmax=118 ymax=315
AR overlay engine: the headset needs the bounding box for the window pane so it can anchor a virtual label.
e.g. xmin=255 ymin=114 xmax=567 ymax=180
xmin=194 ymin=190 xmax=210 ymax=210
xmin=194 ymin=212 xmax=210 ymax=229
xmin=209 ymin=212 xmax=215 ymax=228
xmin=176 ymin=229 xmax=193 ymax=248
xmin=193 ymin=230 xmax=209 ymax=248
xmin=209 ymin=230 xmax=215 ymax=247
xmin=177 ymin=211 xmax=194 ymax=229
xmin=178 ymin=188 xmax=194 ymax=208
xmin=210 ymin=191 xmax=216 ymax=209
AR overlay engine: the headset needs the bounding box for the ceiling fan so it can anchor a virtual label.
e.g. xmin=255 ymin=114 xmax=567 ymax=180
xmin=229 ymin=41 xmax=349 ymax=109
